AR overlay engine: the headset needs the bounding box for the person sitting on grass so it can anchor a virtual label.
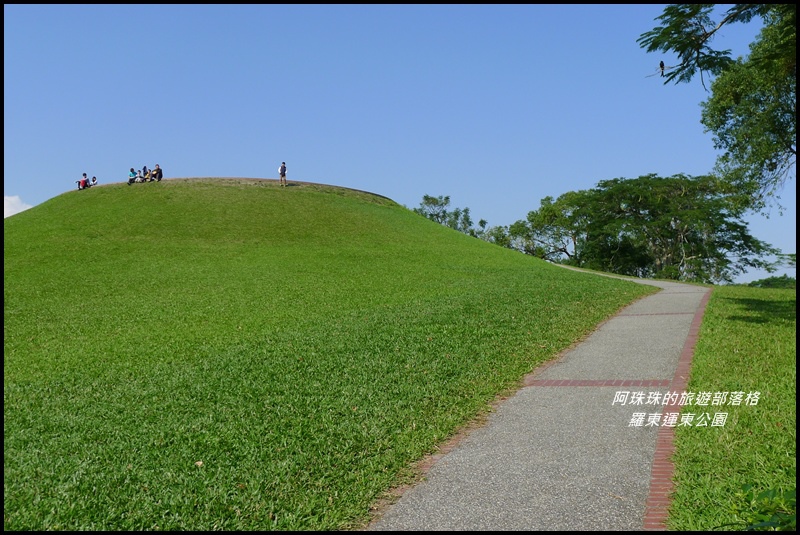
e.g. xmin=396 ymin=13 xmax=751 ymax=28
xmin=151 ymin=163 xmax=163 ymax=182
xmin=128 ymin=168 xmax=137 ymax=185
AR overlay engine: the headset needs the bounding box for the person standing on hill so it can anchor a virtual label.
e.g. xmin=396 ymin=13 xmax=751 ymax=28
xmin=278 ymin=162 xmax=287 ymax=187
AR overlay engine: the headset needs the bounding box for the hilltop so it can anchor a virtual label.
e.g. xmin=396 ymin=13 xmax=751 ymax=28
xmin=4 ymin=178 xmax=656 ymax=530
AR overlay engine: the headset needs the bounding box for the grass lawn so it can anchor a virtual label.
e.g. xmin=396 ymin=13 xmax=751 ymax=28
xmin=6 ymin=179 xmax=794 ymax=530
xmin=4 ymin=179 xmax=657 ymax=530
xmin=667 ymin=284 xmax=796 ymax=531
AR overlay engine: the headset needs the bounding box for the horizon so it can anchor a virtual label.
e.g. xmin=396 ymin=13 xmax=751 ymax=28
xmin=6 ymin=176 xmax=793 ymax=286
xmin=4 ymin=4 xmax=795 ymax=283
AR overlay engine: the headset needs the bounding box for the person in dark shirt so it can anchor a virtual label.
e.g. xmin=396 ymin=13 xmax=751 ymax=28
xmin=278 ymin=162 xmax=287 ymax=187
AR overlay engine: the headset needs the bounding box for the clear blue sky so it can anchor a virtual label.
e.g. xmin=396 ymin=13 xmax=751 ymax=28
xmin=4 ymin=4 xmax=795 ymax=283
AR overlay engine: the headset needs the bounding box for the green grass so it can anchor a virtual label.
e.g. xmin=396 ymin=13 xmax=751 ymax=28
xmin=667 ymin=285 xmax=796 ymax=531
xmin=4 ymin=178 xmax=657 ymax=530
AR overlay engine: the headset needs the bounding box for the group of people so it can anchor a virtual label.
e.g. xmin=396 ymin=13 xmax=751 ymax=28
xmin=73 ymin=161 xmax=300 ymax=190
xmin=76 ymin=173 xmax=98 ymax=190
xmin=128 ymin=164 xmax=163 ymax=185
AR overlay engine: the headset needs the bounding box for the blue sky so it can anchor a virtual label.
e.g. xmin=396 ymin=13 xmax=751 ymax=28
xmin=4 ymin=4 xmax=795 ymax=283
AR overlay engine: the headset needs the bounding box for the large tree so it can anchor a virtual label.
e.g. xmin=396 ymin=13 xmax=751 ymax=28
xmin=508 ymin=191 xmax=592 ymax=261
xmin=514 ymin=174 xmax=778 ymax=284
xmin=637 ymin=4 xmax=796 ymax=210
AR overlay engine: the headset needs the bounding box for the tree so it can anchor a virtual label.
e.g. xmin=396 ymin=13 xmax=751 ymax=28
xmin=637 ymin=5 xmax=775 ymax=87
xmin=700 ymin=6 xmax=796 ymax=211
xmin=413 ymin=194 xmax=485 ymax=237
xmin=481 ymin=224 xmax=512 ymax=248
xmin=748 ymin=274 xmax=796 ymax=289
xmin=778 ymin=253 xmax=796 ymax=268
xmin=509 ymin=191 xmax=592 ymax=262
xmin=413 ymin=194 xmax=452 ymax=225
xmin=516 ymin=174 xmax=779 ymax=284
xmin=638 ymin=5 xmax=796 ymax=210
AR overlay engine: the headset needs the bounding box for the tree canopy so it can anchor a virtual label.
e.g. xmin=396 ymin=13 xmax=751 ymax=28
xmin=511 ymin=174 xmax=778 ymax=284
xmin=638 ymin=4 xmax=796 ymax=211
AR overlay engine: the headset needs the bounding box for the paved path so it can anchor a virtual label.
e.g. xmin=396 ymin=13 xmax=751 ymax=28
xmin=366 ymin=277 xmax=711 ymax=531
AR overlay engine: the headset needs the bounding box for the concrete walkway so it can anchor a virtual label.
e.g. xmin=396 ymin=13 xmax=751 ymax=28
xmin=366 ymin=277 xmax=711 ymax=531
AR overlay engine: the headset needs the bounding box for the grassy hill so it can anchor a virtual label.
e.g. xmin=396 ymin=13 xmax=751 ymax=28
xmin=4 ymin=178 xmax=659 ymax=530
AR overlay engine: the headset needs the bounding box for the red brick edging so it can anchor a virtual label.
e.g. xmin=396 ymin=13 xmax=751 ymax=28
xmin=643 ymin=288 xmax=713 ymax=531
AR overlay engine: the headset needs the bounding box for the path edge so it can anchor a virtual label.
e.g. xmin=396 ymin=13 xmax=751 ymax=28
xmin=643 ymin=287 xmax=713 ymax=530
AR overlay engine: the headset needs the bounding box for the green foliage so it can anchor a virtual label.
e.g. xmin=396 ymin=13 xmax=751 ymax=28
xmin=748 ymin=274 xmax=796 ymax=289
xmin=413 ymin=193 xmax=452 ymax=224
xmin=638 ymin=4 xmax=796 ymax=211
xmin=509 ymin=191 xmax=589 ymax=261
xmin=511 ymin=174 xmax=778 ymax=283
xmin=778 ymin=253 xmax=796 ymax=268
xmin=412 ymin=194 xmax=510 ymax=244
xmin=700 ymin=6 xmax=797 ymax=212
xmin=481 ymin=223 xmax=513 ymax=248
xmin=4 ymin=179 xmax=657 ymax=530
xmin=413 ymin=194 xmax=477 ymax=235
xmin=637 ymin=4 xmax=774 ymax=87
xmin=722 ymin=485 xmax=796 ymax=531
